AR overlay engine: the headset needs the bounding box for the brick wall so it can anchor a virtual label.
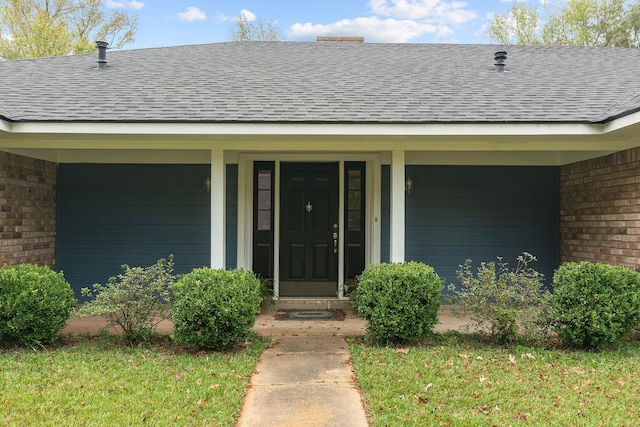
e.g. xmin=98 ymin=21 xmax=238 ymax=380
xmin=560 ymin=148 xmax=640 ymax=271
xmin=0 ymin=151 xmax=56 ymax=267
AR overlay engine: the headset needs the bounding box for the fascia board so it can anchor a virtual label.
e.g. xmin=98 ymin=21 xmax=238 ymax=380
xmin=601 ymin=110 xmax=640 ymax=134
xmin=5 ymin=121 xmax=607 ymax=137
xmin=0 ymin=119 xmax=11 ymax=133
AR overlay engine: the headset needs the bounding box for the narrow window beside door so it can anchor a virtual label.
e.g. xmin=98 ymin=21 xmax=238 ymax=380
xmin=253 ymin=162 xmax=275 ymax=279
xmin=345 ymin=162 xmax=365 ymax=280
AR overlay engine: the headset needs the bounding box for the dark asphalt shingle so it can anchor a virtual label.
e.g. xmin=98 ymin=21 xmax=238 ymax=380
xmin=0 ymin=41 xmax=639 ymax=124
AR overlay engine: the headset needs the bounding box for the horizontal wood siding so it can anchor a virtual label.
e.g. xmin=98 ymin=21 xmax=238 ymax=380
xmin=57 ymin=164 xmax=211 ymax=296
xmin=405 ymin=166 xmax=560 ymax=286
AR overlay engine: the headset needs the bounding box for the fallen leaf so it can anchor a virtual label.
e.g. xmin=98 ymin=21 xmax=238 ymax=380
xmin=458 ymin=353 xmax=471 ymax=359
xmin=395 ymin=348 xmax=410 ymax=354
xmin=414 ymin=394 xmax=429 ymax=404
xmin=521 ymin=353 xmax=535 ymax=360
xmin=508 ymin=354 xmax=516 ymax=365
xmin=516 ymin=413 xmax=528 ymax=421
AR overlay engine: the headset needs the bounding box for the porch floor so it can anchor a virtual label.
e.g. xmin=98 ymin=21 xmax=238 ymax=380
xmin=61 ymin=305 xmax=471 ymax=337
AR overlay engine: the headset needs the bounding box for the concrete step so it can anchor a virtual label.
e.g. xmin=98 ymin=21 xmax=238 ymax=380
xmin=274 ymin=298 xmax=352 ymax=310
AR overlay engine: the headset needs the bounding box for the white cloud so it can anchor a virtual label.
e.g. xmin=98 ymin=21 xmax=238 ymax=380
xmin=289 ymin=17 xmax=442 ymax=43
xmin=177 ymin=6 xmax=207 ymax=22
xmin=239 ymin=9 xmax=257 ymax=22
xmin=288 ymin=0 xmax=476 ymax=43
xmin=215 ymin=12 xmax=231 ymax=22
xmin=368 ymin=0 xmax=476 ymax=24
xmin=104 ymin=0 xmax=144 ymax=9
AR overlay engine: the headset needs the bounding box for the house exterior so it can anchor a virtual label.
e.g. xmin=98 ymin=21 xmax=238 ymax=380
xmin=1 ymin=40 xmax=640 ymax=298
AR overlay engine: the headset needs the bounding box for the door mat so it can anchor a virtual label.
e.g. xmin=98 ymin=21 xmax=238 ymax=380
xmin=275 ymin=309 xmax=346 ymax=321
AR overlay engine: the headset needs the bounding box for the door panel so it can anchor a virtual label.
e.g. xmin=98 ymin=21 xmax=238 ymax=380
xmin=280 ymin=162 xmax=339 ymax=297
xmin=313 ymin=243 xmax=330 ymax=279
xmin=289 ymin=243 xmax=305 ymax=278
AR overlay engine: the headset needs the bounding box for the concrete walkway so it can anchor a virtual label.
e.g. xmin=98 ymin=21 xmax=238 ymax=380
xmin=235 ymin=335 xmax=368 ymax=427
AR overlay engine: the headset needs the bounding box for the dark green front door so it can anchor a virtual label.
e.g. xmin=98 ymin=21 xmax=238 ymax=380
xmin=279 ymin=162 xmax=339 ymax=297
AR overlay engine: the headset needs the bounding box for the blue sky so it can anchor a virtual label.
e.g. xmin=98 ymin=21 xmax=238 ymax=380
xmin=107 ymin=0 xmax=549 ymax=49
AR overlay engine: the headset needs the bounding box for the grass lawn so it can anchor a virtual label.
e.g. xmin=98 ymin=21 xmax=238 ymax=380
xmin=350 ymin=333 xmax=640 ymax=426
xmin=0 ymin=335 xmax=269 ymax=426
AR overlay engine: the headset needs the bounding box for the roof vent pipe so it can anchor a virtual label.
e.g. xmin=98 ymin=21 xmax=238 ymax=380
xmin=96 ymin=41 xmax=108 ymax=69
xmin=494 ymin=50 xmax=507 ymax=72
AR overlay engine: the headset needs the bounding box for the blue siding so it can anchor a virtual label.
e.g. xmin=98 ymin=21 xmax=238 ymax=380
xmin=226 ymin=164 xmax=238 ymax=270
xmin=57 ymin=164 xmax=211 ymax=296
xmin=380 ymin=165 xmax=390 ymax=262
xmin=405 ymin=165 xmax=560 ymax=286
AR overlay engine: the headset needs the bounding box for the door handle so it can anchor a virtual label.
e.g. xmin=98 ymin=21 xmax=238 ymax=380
xmin=333 ymin=232 xmax=338 ymax=253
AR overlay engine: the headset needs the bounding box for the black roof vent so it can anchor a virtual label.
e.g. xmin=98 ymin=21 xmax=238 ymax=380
xmin=96 ymin=41 xmax=108 ymax=69
xmin=494 ymin=51 xmax=507 ymax=72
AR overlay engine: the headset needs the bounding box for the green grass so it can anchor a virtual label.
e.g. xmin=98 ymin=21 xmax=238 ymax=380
xmin=0 ymin=335 xmax=268 ymax=426
xmin=350 ymin=333 xmax=640 ymax=426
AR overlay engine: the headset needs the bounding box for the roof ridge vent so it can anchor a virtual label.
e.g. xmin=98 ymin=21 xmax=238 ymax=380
xmin=96 ymin=41 xmax=108 ymax=69
xmin=494 ymin=50 xmax=507 ymax=72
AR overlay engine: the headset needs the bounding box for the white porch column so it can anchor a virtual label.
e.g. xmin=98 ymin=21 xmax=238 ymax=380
xmin=210 ymin=149 xmax=225 ymax=269
xmin=390 ymin=150 xmax=406 ymax=263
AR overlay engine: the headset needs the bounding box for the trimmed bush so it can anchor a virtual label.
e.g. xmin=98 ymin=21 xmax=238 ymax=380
xmin=0 ymin=264 xmax=76 ymax=345
xmin=171 ymin=268 xmax=261 ymax=350
xmin=551 ymin=262 xmax=640 ymax=349
xmin=353 ymin=262 xmax=442 ymax=344
xmin=79 ymin=256 xmax=175 ymax=343
xmin=450 ymin=252 xmax=551 ymax=343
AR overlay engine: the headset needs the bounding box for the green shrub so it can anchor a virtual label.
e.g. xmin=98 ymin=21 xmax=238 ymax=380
xmin=344 ymin=278 xmax=359 ymax=314
xmin=79 ymin=256 xmax=175 ymax=343
xmin=171 ymin=268 xmax=261 ymax=350
xmin=0 ymin=264 xmax=76 ymax=345
xmin=449 ymin=252 xmax=551 ymax=344
xmin=353 ymin=262 xmax=442 ymax=344
xmin=551 ymin=261 xmax=640 ymax=349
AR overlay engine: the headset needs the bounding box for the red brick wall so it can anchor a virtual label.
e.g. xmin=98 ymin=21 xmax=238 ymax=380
xmin=560 ymin=148 xmax=640 ymax=271
xmin=0 ymin=151 xmax=56 ymax=267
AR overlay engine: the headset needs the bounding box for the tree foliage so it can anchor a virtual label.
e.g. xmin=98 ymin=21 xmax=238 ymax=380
xmin=489 ymin=1 xmax=542 ymax=45
xmin=488 ymin=0 xmax=640 ymax=48
xmin=228 ymin=12 xmax=281 ymax=41
xmin=0 ymin=0 xmax=138 ymax=60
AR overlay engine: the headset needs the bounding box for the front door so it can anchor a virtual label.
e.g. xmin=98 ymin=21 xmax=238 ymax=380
xmin=279 ymin=162 xmax=339 ymax=297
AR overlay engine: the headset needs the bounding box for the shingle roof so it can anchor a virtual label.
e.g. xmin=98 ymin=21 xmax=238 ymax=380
xmin=1 ymin=41 xmax=639 ymax=124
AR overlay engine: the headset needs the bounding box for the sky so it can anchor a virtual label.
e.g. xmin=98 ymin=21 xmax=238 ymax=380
xmin=106 ymin=0 xmax=551 ymax=50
